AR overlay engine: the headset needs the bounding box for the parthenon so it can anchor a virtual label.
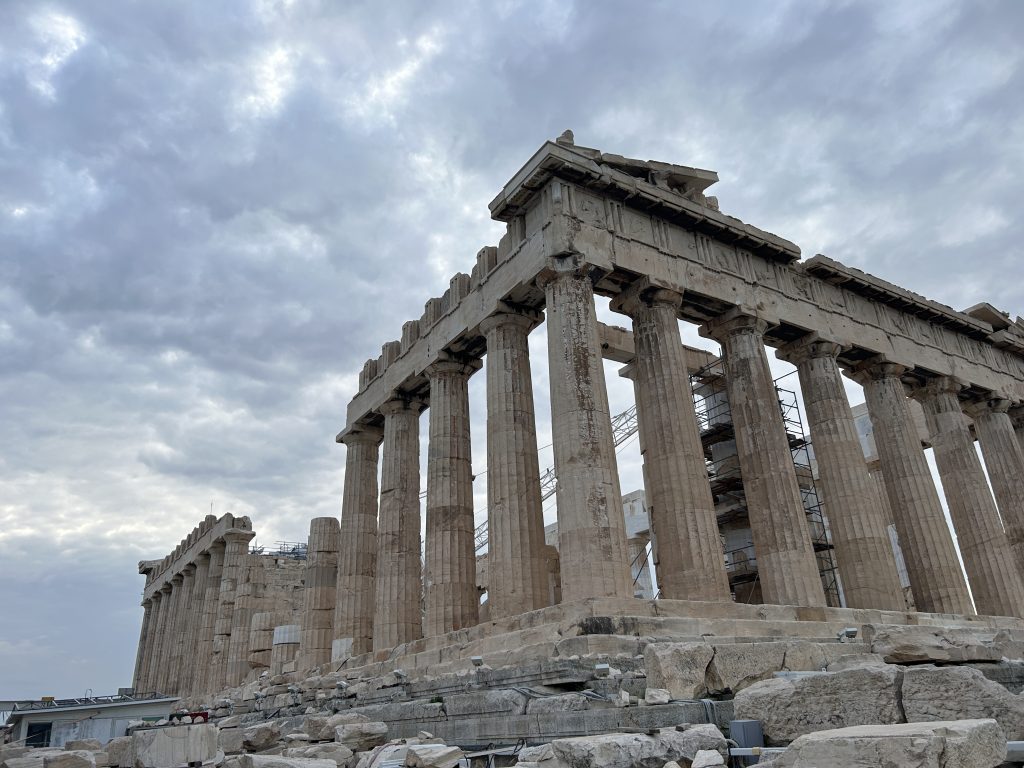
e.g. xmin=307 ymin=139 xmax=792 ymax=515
xmin=131 ymin=134 xmax=1024 ymax=721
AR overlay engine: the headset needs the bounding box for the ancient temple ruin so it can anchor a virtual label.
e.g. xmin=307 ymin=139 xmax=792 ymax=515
xmin=131 ymin=135 xmax=1024 ymax=715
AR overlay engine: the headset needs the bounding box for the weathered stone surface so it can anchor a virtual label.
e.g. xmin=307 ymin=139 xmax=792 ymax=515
xmin=768 ymin=719 xmax=1006 ymax=768
xmin=43 ymin=753 xmax=96 ymax=768
xmin=219 ymin=730 xmax=245 ymax=755
xmin=442 ymin=689 xmax=527 ymax=717
xmin=691 ymin=750 xmax=726 ymax=768
xmin=902 ymin=665 xmax=1024 ymax=739
xmin=333 ymin=723 xmax=387 ymax=753
xmin=303 ymin=714 xmax=368 ymax=743
xmin=545 ymin=724 xmax=727 ymax=768
xmin=705 ymin=643 xmax=788 ymax=694
xmin=104 ymin=738 xmax=131 ymax=768
xmin=4 ymin=757 xmax=46 ymax=768
xmin=644 ymin=688 xmax=670 ymax=705
xmin=244 ymin=723 xmax=282 ymax=752
xmin=734 ymin=664 xmax=901 ymax=745
xmin=239 ymin=757 xmax=336 ymax=768
xmin=131 ymin=725 xmax=219 ymax=768
xmin=643 ymin=642 xmax=714 ymax=699
xmin=525 ymin=694 xmax=590 ymax=713
xmin=404 ymin=745 xmax=464 ymax=768
xmin=282 ymin=745 xmax=354 ymax=768
xmin=868 ymin=625 xmax=1003 ymax=664
xmin=64 ymin=741 xmax=103 ymax=753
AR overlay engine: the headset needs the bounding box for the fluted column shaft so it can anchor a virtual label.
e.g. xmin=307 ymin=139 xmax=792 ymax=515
xmin=967 ymin=398 xmax=1024 ymax=577
xmin=481 ymin=312 xmax=550 ymax=618
xmin=169 ymin=567 xmax=194 ymax=693
xmin=917 ymin=380 xmax=1024 ymax=617
xmin=298 ymin=517 xmax=339 ymax=671
xmin=146 ymin=587 xmax=170 ymax=693
xmin=335 ymin=427 xmax=383 ymax=656
xmin=132 ymin=599 xmax=154 ymax=692
xmin=1011 ymin=407 xmax=1024 ymax=455
xmin=855 ymin=362 xmax=972 ymax=614
xmin=373 ymin=398 xmax=424 ymax=651
xmin=179 ymin=552 xmax=210 ymax=695
xmin=615 ymin=285 xmax=730 ymax=601
xmin=424 ymin=360 xmax=479 ymax=636
xmin=195 ymin=542 xmax=224 ymax=692
xmin=157 ymin=576 xmax=183 ymax=694
xmin=229 ymin=556 xmax=264 ymax=684
xmin=702 ymin=311 xmax=825 ymax=607
xmin=778 ymin=337 xmax=904 ymax=610
xmin=540 ymin=261 xmax=632 ymax=601
xmin=209 ymin=530 xmax=253 ymax=693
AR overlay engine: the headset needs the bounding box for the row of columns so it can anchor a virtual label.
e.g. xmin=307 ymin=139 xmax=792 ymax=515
xmin=332 ymin=261 xmax=1024 ymax=659
xmin=133 ymin=529 xmax=254 ymax=697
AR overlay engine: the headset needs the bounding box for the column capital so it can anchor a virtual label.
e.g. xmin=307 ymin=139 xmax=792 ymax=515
xmin=182 ymin=563 xmax=197 ymax=577
xmin=479 ymin=306 xmax=543 ymax=336
xmin=908 ymin=375 xmax=967 ymax=404
xmin=845 ymin=356 xmax=909 ymax=387
xmin=775 ymin=333 xmax=843 ymax=366
xmin=340 ymin=425 xmax=384 ymax=447
xmin=160 ymin=582 xmax=173 ymax=594
xmin=964 ymin=394 xmax=1013 ymax=419
xmin=171 ymin=572 xmax=184 ymax=585
xmin=698 ymin=307 xmax=770 ymax=343
xmin=1009 ymin=404 xmax=1024 ymax=429
xmin=378 ymin=395 xmax=426 ymax=417
xmin=609 ymin=277 xmax=683 ymax=317
xmin=535 ymin=254 xmax=602 ymax=290
xmin=424 ymin=356 xmax=482 ymax=380
xmin=223 ymin=529 xmax=255 ymax=546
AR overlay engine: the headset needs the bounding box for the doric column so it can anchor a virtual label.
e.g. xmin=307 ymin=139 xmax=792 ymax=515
xmin=1010 ymin=406 xmax=1024 ymax=454
xmin=480 ymin=310 xmax=550 ymax=618
xmin=851 ymin=360 xmax=972 ymax=614
xmin=915 ymin=379 xmax=1024 ymax=617
xmin=169 ymin=566 xmax=195 ymax=693
xmin=209 ymin=529 xmax=254 ymax=693
xmin=776 ymin=336 xmax=904 ymax=611
xmin=146 ymin=586 xmax=170 ymax=693
xmin=965 ymin=397 xmax=1024 ymax=577
xmin=612 ymin=282 xmax=730 ymax=601
xmin=132 ymin=599 xmax=154 ymax=693
xmin=539 ymin=259 xmax=632 ymax=601
xmin=180 ymin=551 xmax=210 ymax=695
xmin=424 ymin=358 xmax=480 ymax=636
xmin=373 ymin=398 xmax=424 ymax=651
xmin=228 ymin=556 xmax=264 ymax=684
xmin=298 ymin=517 xmax=339 ymax=672
xmin=195 ymin=542 xmax=224 ymax=692
xmin=156 ymin=576 xmax=182 ymax=694
xmin=335 ymin=425 xmax=384 ymax=657
xmin=701 ymin=310 xmax=825 ymax=607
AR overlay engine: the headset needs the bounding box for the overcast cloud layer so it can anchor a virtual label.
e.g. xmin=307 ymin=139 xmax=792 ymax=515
xmin=1 ymin=0 xmax=1022 ymax=700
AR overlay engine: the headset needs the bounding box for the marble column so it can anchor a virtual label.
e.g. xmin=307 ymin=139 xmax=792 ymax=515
xmin=157 ymin=576 xmax=183 ymax=694
xmin=132 ymin=599 xmax=154 ymax=693
xmin=229 ymin=557 xmax=264 ymax=684
xmin=169 ymin=566 xmax=194 ymax=693
xmin=298 ymin=517 xmax=340 ymax=671
xmin=853 ymin=361 xmax=973 ymax=614
xmin=146 ymin=586 xmax=170 ymax=693
xmin=612 ymin=283 xmax=730 ymax=601
xmin=1010 ymin=406 xmax=1024 ymax=454
xmin=965 ymin=397 xmax=1024 ymax=577
xmin=373 ymin=398 xmax=424 ymax=651
xmin=480 ymin=310 xmax=550 ymax=618
xmin=180 ymin=551 xmax=210 ymax=695
xmin=777 ymin=336 xmax=904 ymax=611
xmin=539 ymin=260 xmax=632 ymax=601
xmin=335 ymin=426 xmax=384 ymax=657
xmin=195 ymin=542 xmax=225 ymax=692
xmin=209 ymin=529 xmax=254 ymax=693
xmin=702 ymin=310 xmax=826 ymax=607
xmin=915 ymin=379 xmax=1024 ymax=617
xmin=424 ymin=359 xmax=479 ymax=637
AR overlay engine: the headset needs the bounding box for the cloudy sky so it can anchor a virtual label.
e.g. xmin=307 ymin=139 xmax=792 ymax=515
xmin=1 ymin=0 xmax=1022 ymax=700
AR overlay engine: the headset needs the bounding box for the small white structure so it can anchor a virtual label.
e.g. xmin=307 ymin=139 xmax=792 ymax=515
xmin=4 ymin=693 xmax=179 ymax=747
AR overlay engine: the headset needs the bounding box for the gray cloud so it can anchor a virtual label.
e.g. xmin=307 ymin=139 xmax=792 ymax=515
xmin=1 ymin=0 xmax=1021 ymax=698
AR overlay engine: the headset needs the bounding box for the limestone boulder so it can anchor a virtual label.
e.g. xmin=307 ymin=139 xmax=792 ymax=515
xmin=867 ymin=625 xmax=1002 ymax=664
xmin=219 ymin=729 xmax=245 ymax=755
xmin=643 ymin=688 xmax=670 ymax=705
xmin=131 ymin=724 xmax=219 ymax=768
xmin=768 ymin=719 xmax=1006 ymax=768
xmin=305 ymin=714 xmax=369 ymax=742
xmin=239 ymin=757 xmax=336 ymax=768
xmin=705 ymin=643 xmax=787 ymax=695
xmin=403 ymin=745 xmax=464 ymax=768
xmin=690 ymin=750 xmax=725 ymax=768
xmin=43 ymin=752 xmax=95 ymax=768
xmin=104 ymin=737 xmax=132 ymax=768
xmin=901 ymin=665 xmax=1024 ymax=739
xmin=244 ymin=723 xmax=282 ymax=752
xmin=525 ymin=694 xmax=589 ymax=714
xmin=733 ymin=664 xmax=901 ymax=745
xmin=333 ymin=723 xmax=387 ymax=753
xmin=442 ymin=689 xmax=527 ymax=717
xmin=64 ymin=741 xmax=103 ymax=753
xmin=282 ymin=745 xmax=354 ymax=768
xmin=643 ymin=642 xmax=714 ymax=699
xmin=546 ymin=724 xmax=727 ymax=768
